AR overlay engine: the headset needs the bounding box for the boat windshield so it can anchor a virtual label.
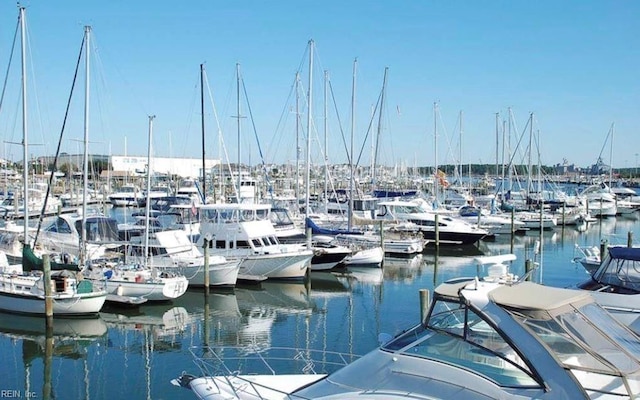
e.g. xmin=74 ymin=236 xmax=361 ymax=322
xmin=512 ymin=302 xmax=640 ymax=396
xmin=77 ymin=217 xmax=120 ymax=242
xmin=382 ymin=297 xmax=540 ymax=388
xmin=592 ymin=247 xmax=640 ymax=293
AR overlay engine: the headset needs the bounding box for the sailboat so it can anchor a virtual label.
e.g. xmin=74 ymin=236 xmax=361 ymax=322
xmin=84 ymin=116 xmax=189 ymax=302
xmin=0 ymin=17 xmax=106 ymax=316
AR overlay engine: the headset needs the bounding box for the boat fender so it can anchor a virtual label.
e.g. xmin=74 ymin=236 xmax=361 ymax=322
xmin=116 ymin=285 xmax=123 ymax=296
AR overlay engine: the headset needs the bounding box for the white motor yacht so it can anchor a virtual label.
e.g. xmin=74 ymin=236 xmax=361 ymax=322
xmin=375 ymin=199 xmax=488 ymax=245
xmin=197 ymin=203 xmax=313 ymax=281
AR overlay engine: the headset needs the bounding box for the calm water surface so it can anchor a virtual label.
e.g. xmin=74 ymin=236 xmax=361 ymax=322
xmin=1 ymin=206 xmax=639 ymax=399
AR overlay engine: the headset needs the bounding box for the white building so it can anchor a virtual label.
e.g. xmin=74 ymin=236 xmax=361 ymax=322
xmin=111 ymin=156 xmax=219 ymax=178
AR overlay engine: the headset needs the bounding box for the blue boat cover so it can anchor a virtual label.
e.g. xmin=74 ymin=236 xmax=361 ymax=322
xmin=305 ymin=217 xmax=363 ymax=236
xmin=609 ymin=246 xmax=640 ymax=261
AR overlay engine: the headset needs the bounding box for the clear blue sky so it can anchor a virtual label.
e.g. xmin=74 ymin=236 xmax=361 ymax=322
xmin=1 ymin=1 xmax=638 ymax=171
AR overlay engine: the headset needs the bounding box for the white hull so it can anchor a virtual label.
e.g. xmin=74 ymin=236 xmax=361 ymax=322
xmin=174 ymin=258 xmax=240 ymax=287
xmin=85 ymin=265 xmax=189 ymax=301
xmin=588 ymin=201 xmax=617 ymax=217
xmin=515 ymin=211 xmax=557 ymax=230
xmin=0 ymin=273 xmax=106 ymax=316
xmin=239 ymin=251 xmax=312 ymax=280
xmin=343 ymin=246 xmax=383 ymax=267
xmin=616 ymin=199 xmax=640 ymax=215
xmin=383 ymin=238 xmax=424 ymax=255
xmin=102 ymin=276 xmax=188 ymax=301
xmin=0 ymin=291 xmax=106 ymax=315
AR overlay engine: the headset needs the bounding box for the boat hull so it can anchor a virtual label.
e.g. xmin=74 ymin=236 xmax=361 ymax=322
xmin=100 ymin=276 xmax=189 ymax=301
xmin=342 ymin=246 xmax=384 ymax=267
xmin=175 ymin=259 xmax=240 ymax=287
xmin=239 ymin=251 xmax=312 ymax=280
xmin=311 ymin=248 xmax=351 ymax=271
xmin=420 ymin=230 xmax=487 ymax=246
xmin=0 ymin=290 xmax=106 ymax=316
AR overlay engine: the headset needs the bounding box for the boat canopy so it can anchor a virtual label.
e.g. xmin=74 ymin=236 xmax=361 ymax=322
xmin=609 ymin=246 xmax=640 ymax=262
xmin=489 ymin=282 xmax=593 ymax=316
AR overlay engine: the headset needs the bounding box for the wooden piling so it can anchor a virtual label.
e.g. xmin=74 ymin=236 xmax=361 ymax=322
xmin=419 ymin=289 xmax=430 ymax=323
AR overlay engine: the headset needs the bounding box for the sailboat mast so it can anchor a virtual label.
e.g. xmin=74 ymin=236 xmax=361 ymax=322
xmin=433 ymin=102 xmax=438 ymax=207
xmin=323 ymin=70 xmax=329 ymax=214
xmin=236 ymin=63 xmax=241 ymax=202
xmin=459 ymin=110 xmax=463 ymax=188
xmin=295 ymin=72 xmax=300 ymax=204
xmin=80 ymin=25 xmax=91 ymax=264
xmin=527 ymin=112 xmax=533 ymax=202
xmin=304 ymin=39 xmax=313 ymax=219
xmin=495 ymin=112 xmax=499 ymax=180
xmin=19 ymin=6 xmax=28 ymax=242
xmin=144 ymin=115 xmax=155 ymax=264
xmin=200 ymin=63 xmax=206 ymax=204
xmin=373 ymin=67 xmax=388 ymax=194
xmin=608 ymin=122 xmax=614 ymax=188
xmin=348 ymin=58 xmax=357 ymax=230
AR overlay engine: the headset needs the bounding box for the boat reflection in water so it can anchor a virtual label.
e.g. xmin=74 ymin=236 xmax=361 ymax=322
xmin=382 ymin=254 xmax=424 ymax=283
xmin=0 ymin=313 xmax=108 ymax=400
xmin=100 ymin=304 xmax=192 ymax=340
xmin=333 ymin=266 xmax=384 ymax=286
xmin=234 ymin=281 xmax=314 ymax=349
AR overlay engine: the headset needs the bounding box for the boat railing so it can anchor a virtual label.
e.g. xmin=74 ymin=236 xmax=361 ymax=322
xmin=186 ymin=345 xmax=360 ymax=399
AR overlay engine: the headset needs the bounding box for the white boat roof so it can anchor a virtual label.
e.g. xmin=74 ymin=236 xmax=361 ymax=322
xmin=488 ymin=281 xmax=592 ymax=312
xmin=436 ymin=280 xmax=592 ymax=313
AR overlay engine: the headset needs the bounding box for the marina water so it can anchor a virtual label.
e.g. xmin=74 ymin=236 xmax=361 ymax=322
xmin=1 ymin=198 xmax=639 ymax=399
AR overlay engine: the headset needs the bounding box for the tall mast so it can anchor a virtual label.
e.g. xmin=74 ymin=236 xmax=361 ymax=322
xmin=304 ymin=39 xmax=313 ymax=219
xmin=373 ymin=67 xmax=388 ymax=194
xmin=608 ymin=122 xmax=615 ymax=188
xmin=348 ymin=58 xmax=357 ymax=230
xmin=459 ymin=110 xmax=464 ymax=187
xmin=527 ymin=112 xmax=533 ymax=201
xmin=236 ymin=63 xmax=241 ymax=202
xmin=495 ymin=112 xmax=499 ymax=180
xmin=433 ymin=102 xmax=438 ymax=207
xmin=144 ymin=115 xmax=155 ymax=265
xmin=295 ymin=72 xmax=300 ymax=204
xmin=19 ymin=6 xmax=28 ymax=242
xmin=200 ymin=63 xmax=206 ymax=203
xmin=323 ymin=70 xmax=329 ymax=214
xmin=80 ymin=25 xmax=91 ymax=265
